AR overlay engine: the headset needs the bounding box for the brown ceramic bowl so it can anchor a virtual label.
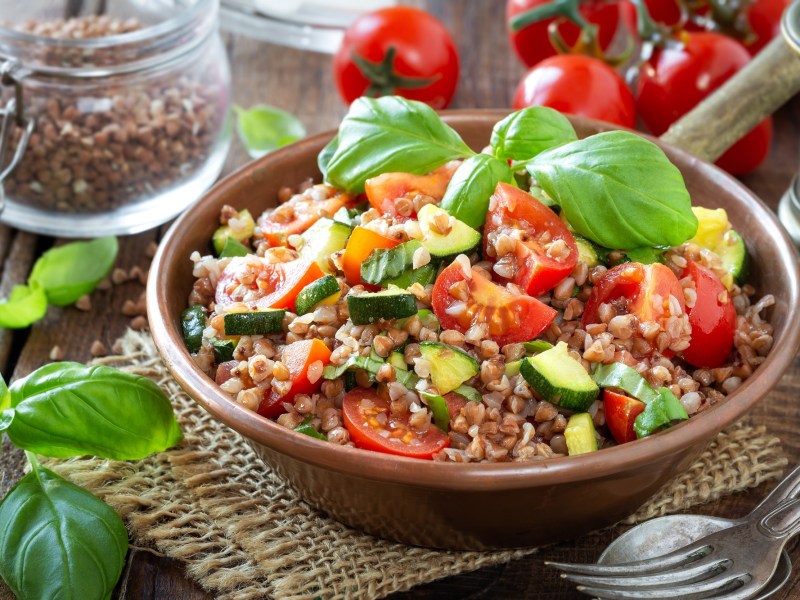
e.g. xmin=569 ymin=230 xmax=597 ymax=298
xmin=148 ymin=111 xmax=800 ymax=551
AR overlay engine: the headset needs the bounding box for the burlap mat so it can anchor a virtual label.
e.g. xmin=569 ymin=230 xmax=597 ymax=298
xmin=33 ymin=330 xmax=787 ymax=599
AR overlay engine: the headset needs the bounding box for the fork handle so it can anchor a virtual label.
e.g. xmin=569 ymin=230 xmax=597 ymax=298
xmin=749 ymin=464 xmax=800 ymax=522
xmin=758 ymin=497 xmax=800 ymax=540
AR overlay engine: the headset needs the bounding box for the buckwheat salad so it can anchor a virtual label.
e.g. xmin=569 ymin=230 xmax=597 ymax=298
xmin=181 ymin=97 xmax=774 ymax=462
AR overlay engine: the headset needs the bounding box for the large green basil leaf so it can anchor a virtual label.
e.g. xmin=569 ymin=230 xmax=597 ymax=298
xmin=29 ymin=237 xmax=118 ymax=306
xmin=527 ymin=131 xmax=697 ymax=249
xmin=0 ymin=283 xmax=47 ymax=329
xmin=0 ymin=374 xmax=9 ymax=412
xmin=323 ymin=96 xmax=475 ymax=193
xmin=318 ymin=134 xmax=339 ymax=179
xmin=0 ymin=460 xmax=127 ymax=600
xmin=439 ymin=154 xmax=514 ymax=228
xmin=491 ymin=107 xmax=577 ymax=161
xmin=6 ymin=362 xmax=182 ymax=459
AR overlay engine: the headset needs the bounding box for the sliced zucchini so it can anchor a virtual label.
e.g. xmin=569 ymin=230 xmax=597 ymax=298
xmin=717 ymin=229 xmax=749 ymax=286
xmin=574 ymin=236 xmax=601 ymax=267
xmin=223 ymin=309 xmax=285 ymax=335
xmin=219 ymin=237 xmax=250 ymax=258
xmin=347 ymin=288 xmax=418 ymax=325
xmin=564 ymin=413 xmax=598 ymax=455
xmin=300 ymin=217 xmax=353 ymax=273
xmin=522 ymin=340 xmax=554 ymax=354
xmin=417 ymin=203 xmax=481 ymax=258
xmin=361 ymin=241 xmax=422 ymax=285
xmin=294 ymin=274 xmax=340 ymax=315
xmin=212 ymin=339 xmax=235 ymax=363
xmin=388 ymin=351 xmax=407 ymax=371
xmin=633 ymin=387 xmax=689 ymax=439
xmin=689 ymin=207 xmax=748 ymax=288
xmin=418 ymin=341 xmax=479 ymax=394
xmin=382 ymin=263 xmax=437 ymax=289
xmin=181 ymin=306 xmax=206 ymax=354
xmin=505 ymin=359 xmax=523 ymax=377
xmin=520 ymin=341 xmax=599 ymax=411
xmin=212 ymin=209 xmax=255 ymax=255
xmin=592 ymin=362 xmax=659 ymax=404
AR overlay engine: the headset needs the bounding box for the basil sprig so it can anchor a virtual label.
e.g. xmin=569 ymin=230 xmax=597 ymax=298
xmin=491 ymin=106 xmax=577 ymax=161
xmin=0 ymin=453 xmax=128 ymax=600
xmin=527 ymin=131 xmax=698 ymax=249
xmin=0 ymin=362 xmax=183 ymax=599
xmin=439 ymin=154 xmax=514 ymax=228
xmin=323 ymin=96 xmax=475 ymax=193
xmin=0 ymin=283 xmax=48 ymax=329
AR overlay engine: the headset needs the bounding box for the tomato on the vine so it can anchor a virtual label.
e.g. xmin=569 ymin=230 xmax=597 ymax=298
xmin=484 ymin=182 xmax=578 ymax=297
xmin=745 ymin=0 xmax=790 ymax=55
xmin=506 ymin=0 xmax=637 ymax=68
xmin=333 ymin=6 xmax=459 ymax=109
xmin=643 ymin=0 xmax=682 ymax=26
xmin=680 ymin=260 xmax=736 ymax=368
xmin=431 ymin=260 xmax=557 ymax=348
xmin=635 ymin=32 xmax=772 ymax=176
xmin=341 ymin=387 xmax=450 ymax=459
xmin=513 ymin=54 xmax=636 ymax=128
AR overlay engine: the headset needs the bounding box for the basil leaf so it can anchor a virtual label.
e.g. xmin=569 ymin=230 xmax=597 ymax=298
xmin=361 ymin=241 xmax=422 ymax=286
xmin=491 ymin=107 xmax=578 ymax=161
xmin=322 ymin=354 xmax=384 ymax=381
xmin=592 ymin=362 xmax=659 ymax=404
xmin=318 ymin=135 xmax=339 ymax=179
xmin=294 ymin=416 xmax=326 ymax=441
xmin=421 ymin=392 xmax=450 ymax=432
xmin=235 ymin=104 xmax=306 ymax=159
xmin=7 ymin=362 xmax=182 ymax=459
xmin=0 ymin=375 xmax=8 ymax=411
xmin=324 ymin=96 xmax=475 ymax=193
xmin=634 ymin=388 xmax=689 ymax=438
xmin=452 ymin=384 xmax=482 ymax=403
xmin=523 ymin=340 xmax=554 ymax=354
xmin=0 ymin=283 xmax=47 ymax=329
xmin=527 ymin=131 xmax=697 ymax=249
xmin=440 ymin=154 xmax=515 ymax=228
xmin=0 ymin=460 xmax=127 ymax=600
xmin=624 ymin=247 xmax=666 ymax=265
xmin=29 ymin=236 xmax=118 ymax=306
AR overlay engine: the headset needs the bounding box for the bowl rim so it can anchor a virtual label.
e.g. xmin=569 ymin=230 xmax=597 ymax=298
xmin=148 ymin=109 xmax=800 ymax=492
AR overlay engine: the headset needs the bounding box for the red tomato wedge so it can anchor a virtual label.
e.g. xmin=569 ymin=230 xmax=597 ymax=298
xmin=583 ymin=262 xmax=685 ymax=326
xmin=432 ymin=260 xmax=557 ymax=347
xmin=258 ymin=189 xmax=354 ymax=247
xmin=680 ymin=260 xmax=737 ymax=368
xmin=603 ymin=389 xmax=646 ymax=444
xmin=365 ymin=162 xmax=459 ymax=217
xmin=342 ymin=226 xmax=402 ymax=286
xmin=341 ymin=387 xmax=450 ymax=459
xmin=215 ymin=256 xmax=324 ymax=310
xmin=484 ymin=182 xmax=578 ymax=297
xmin=258 ymin=338 xmax=332 ymax=418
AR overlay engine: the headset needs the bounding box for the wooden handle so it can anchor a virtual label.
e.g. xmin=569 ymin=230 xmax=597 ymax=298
xmin=661 ymin=22 xmax=800 ymax=161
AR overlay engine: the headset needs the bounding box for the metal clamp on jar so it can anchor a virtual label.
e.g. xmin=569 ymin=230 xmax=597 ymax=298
xmin=0 ymin=0 xmax=231 ymax=237
xmin=778 ymin=1 xmax=800 ymax=245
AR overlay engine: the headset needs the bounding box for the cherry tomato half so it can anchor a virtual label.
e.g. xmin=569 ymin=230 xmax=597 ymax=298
xmin=431 ymin=260 xmax=557 ymax=348
xmin=342 ymin=387 xmax=450 ymax=459
xmin=583 ymin=262 xmax=685 ymax=326
xmin=341 ymin=226 xmax=401 ymax=286
xmin=635 ymin=32 xmax=772 ymax=176
xmin=365 ymin=161 xmax=459 ymax=217
xmin=603 ymin=389 xmax=646 ymax=444
xmin=484 ymin=182 xmax=578 ymax=297
xmin=680 ymin=260 xmax=737 ymax=368
xmin=215 ymin=256 xmax=324 ymax=310
xmin=258 ymin=339 xmax=332 ymax=418
xmin=513 ymin=55 xmax=636 ymax=128
xmin=258 ymin=189 xmax=354 ymax=247
xmin=333 ymin=6 xmax=459 ymax=109
xmin=506 ymin=0 xmax=637 ymax=68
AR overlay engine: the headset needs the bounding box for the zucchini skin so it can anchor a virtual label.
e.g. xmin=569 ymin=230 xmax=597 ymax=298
xmin=181 ymin=306 xmax=206 ymax=353
xmin=347 ymin=290 xmax=418 ymax=325
xmin=223 ymin=310 xmax=285 ymax=335
xmin=294 ymin=275 xmax=340 ymax=315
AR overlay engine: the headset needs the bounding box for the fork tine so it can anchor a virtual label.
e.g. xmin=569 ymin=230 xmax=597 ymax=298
xmin=545 ymin=545 xmax=711 ymax=576
xmin=577 ymin=571 xmax=751 ymax=599
xmin=562 ymin=556 xmax=730 ymax=590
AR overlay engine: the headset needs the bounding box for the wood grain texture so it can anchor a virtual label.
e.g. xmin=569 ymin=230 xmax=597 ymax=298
xmin=1 ymin=0 xmax=800 ymax=598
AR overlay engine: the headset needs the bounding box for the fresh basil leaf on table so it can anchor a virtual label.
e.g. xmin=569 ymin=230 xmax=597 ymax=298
xmin=490 ymin=106 xmax=578 ymax=161
xmin=0 ymin=283 xmax=48 ymax=329
xmin=323 ymin=96 xmax=475 ymax=193
xmin=5 ymin=362 xmax=183 ymax=459
xmin=0 ymin=374 xmax=9 ymax=411
xmin=526 ymin=131 xmax=698 ymax=249
xmin=235 ymin=104 xmax=306 ymax=159
xmin=29 ymin=236 xmax=118 ymax=306
xmin=439 ymin=154 xmax=515 ymax=228
xmin=0 ymin=455 xmax=128 ymax=600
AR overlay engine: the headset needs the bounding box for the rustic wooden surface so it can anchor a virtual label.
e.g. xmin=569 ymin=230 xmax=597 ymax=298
xmin=1 ymin=1 xmax=800 ymax=598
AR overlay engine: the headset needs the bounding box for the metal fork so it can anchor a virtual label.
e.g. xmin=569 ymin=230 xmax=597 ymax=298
xmin=547 ymin=464 xmax=800 ymax=599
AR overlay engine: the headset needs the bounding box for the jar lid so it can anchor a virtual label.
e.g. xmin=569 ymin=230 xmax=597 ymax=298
xmin=220 ymin=0 xmax=395 ymax=54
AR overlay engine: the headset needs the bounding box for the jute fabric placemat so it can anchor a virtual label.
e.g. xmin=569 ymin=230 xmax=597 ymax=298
xmin=34 ymin=331 xmax=787 ymax=599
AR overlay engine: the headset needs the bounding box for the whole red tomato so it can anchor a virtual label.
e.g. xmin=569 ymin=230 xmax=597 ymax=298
xmin=333 ymin=7 xmax=459 ymax=109
xmin=513 ymin=54 xmax=636 ymax=128
xmin=635 ymin=32 xmax=772 ymax=176
xmin=506 ymin=0 xmax=637 ymax=68
xmin=745 ymin=0 xmax=790 ymax=55
xmin=644 ymin=0 xmax=682 ymax=26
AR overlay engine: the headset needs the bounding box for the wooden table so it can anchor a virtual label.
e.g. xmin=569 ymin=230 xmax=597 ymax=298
xmin=2 ymin=1 xmax=799 ymax=598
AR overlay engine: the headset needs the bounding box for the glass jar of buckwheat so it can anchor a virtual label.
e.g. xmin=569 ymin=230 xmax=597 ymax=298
xmin=0 ymin=0 xmax=231 ymax=236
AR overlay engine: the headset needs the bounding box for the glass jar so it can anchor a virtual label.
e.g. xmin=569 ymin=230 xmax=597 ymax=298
xmin=0 ymin=0 xmax=231 ymax=237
